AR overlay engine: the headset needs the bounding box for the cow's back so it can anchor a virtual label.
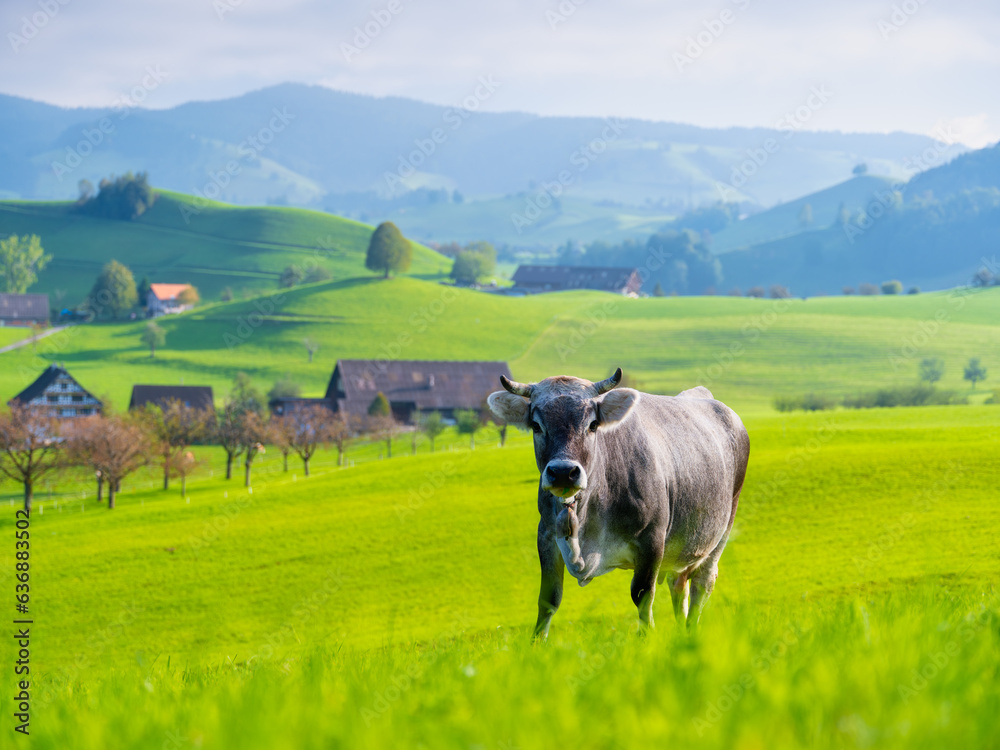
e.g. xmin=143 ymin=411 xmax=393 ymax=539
xmin=602 ymin=390 xmax=748 ymax=567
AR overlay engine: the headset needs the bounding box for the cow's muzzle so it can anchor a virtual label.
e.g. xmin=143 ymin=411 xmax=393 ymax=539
xmin=542 ymin=460 xmax=587 ymax=501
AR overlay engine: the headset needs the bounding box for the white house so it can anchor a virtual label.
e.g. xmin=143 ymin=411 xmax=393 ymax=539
xmin=147 ymin=283 xmax=194 ymax=316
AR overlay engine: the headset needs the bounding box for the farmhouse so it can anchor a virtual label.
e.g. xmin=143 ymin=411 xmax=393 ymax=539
xmin=511 ymin=265 xmax=641 ymax=295
xmin=147 ymin=283 xmax=194 ymax=316
xmin=0 ymin=293 xmax=49 ymax=326
xmin=128 ymin=385 xmax=214 ymax=412
xmin=9 ymin=364 xmax=102 ymax=418
xmin=323 ymin=359 xmax=513 ymax=424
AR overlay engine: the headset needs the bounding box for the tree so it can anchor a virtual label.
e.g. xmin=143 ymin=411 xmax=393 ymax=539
xmin=136 ymin=276 xmax=152 ymax=307
xmin=365 ymin=221 xmax=412 ymax=279
xmin=140 ymin=399 xmax=211 ymax=491
xmin=78 ymin=178 xmax=95 ymax=203
xmin=230 ymin=372 xmax=266 ymax=416
xmin=0 ymin=404 xmax=60 ymax=511
xmin=972 ymin=268 xmax=996 ymax=288
xmin=173 ymin=451 xmax=199 ymax=498
xmin=455 ymin=409 xmax=483 ymax=449
xmin=769 ymin=284 xmax=791 ymax=299
xmin=221 ymin=287 xmax=234 ymax=302
xmin=89 ymin=259 xmax=138 ymax=318
xmin=141 ymin=321 xmax=166 ymax=358
xmin=77 ymin=172 xmax=156 ymax=220
xmin=177 ymin=286 xmax=200 ymax=306
xmin=240 ymin=410 xmax=268 ymax=488
xmin=919 ymin=358 xmax=944 ymax=384
xmin=420 ymin=411 xmax=446 ymax=453
xmin=843 ymin=286 xmax=856 ymax=295
xmin=329 ymin=413 xmax=354 ymax=467
xmin=964 ymin=358 xmax=988 ymax=389
xmin=274 ymin=404 xmax=334 ymax=477
xmin=881 ymin=280 xmax=903 ymax=295
xmin=279 ymin=265 xmax=306 ymax=288
xmin=746 ymin=286 xmax=765 ymax=298
xmin=450 ymin=242 xmax=496 ymax=285
xmin=858 ymin=283 xmax=879 ymax=296
xmin=368 ymin=392 xmax=391 ymax=418
xmin=267 ymin=375 xmax=301 ymax=402
xmin=652 ymin=282 xmax=666 ymax=297
xmin=798 ymin=203 xmax=813 ymax=228
xmin=214 ymin=403 xmax=246 ymax=480
xmin=1 ymin=234 xmax=51 ymax=294
xmin=853 ymin=163 xmax=868 ymax=176
xmin=64 ymin=414 xmax=151 ymax=509
xmin=302 ymin=338 xmax=319 ymax=363
xmin=269 ymin=413 xmax=296 ymax=472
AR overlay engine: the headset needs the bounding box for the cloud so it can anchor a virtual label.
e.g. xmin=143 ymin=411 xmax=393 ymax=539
xmin=1 ymin=0 xmax=999 ymax=141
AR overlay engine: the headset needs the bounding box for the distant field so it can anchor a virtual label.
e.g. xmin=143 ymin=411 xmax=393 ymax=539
xmin=1 ymin=279 xmax=996 ymax=414
xmin=8 ymin=406 xmax=1000 ymax=749
xmin=0 ymin=192 xmax=448 ymax=305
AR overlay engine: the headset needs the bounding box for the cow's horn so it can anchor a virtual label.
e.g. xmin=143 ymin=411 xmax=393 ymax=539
xmin=594 ymin=368 xmax=623 ymax=395
xmin=500 ymin=374 xmax=532 ymax=397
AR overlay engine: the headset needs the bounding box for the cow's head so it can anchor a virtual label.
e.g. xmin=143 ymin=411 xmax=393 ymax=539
xmin=487 ymin=368 xmax=639 ymax=502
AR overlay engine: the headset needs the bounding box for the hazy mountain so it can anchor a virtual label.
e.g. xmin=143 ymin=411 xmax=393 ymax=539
xmin=1 ymin=84 xmax=967 ymax=247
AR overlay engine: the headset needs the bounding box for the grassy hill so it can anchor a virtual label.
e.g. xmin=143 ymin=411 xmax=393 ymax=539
xmin=0 ymin=191 xmax=449 ymax=306
xmin=0 ymin=277 xmax=997 ymax=414
xmin=8 ymin=406 xmax=1000 ymax=748
xmin=709 ymin=174 xmax=898 ymax=253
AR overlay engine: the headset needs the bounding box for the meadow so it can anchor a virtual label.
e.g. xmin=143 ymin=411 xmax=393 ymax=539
xmin=1 ymin=270 xmax=998 ymax=748
xmin=2 ymin=406 xmax=999 ymax=749
xmin=0 ymin=277 xmax=996 ymax=414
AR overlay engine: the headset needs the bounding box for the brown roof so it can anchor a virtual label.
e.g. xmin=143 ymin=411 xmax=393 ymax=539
xmin=0 ymin=293 xmax=49 ymax=322
xmin=325 ymin=359 xmax=512 ymax=416
xmin=512 ymin=265 xmax=640 ymax=293
xmin=128 ymin=385 xmax=214 ymax=411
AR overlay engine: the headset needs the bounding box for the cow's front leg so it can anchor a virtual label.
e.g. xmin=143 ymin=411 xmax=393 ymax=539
xmin=630 ymin=539 xmax=664 ymax=629
xmin=534 ymin=520 xmax=565 ymax=641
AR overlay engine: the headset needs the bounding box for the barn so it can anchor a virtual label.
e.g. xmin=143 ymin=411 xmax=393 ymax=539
xmin=321 ymin=359 xmax=513 ymax=424
xmin=0 ymin=293 xmax=49 ymax=326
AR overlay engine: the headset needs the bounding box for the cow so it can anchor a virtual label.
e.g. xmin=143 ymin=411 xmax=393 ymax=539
xmin=487 ymin=368 xmax=749 ymax=640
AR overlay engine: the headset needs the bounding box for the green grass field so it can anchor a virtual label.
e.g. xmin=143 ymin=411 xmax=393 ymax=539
xmin=0 ymin=192 xmax=449 ymax=305
xmin=3 ymin=406 xmax=999 ymax=748
xmin=1 ymin=259 xmax=998 ymax=748
xmin=1 ymin=279 xmax=996 ymax=414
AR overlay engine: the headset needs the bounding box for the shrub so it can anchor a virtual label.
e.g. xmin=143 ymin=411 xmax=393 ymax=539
xmin=773 ymin=393 xmax=837 ymax=412
xmin=842 ymin=385 xmax=967 ymax=409
xmin=881 ymin=280 xmax=903 ymax=295
xmin=858 ymin=283 xmax=879 ymax=295
xmin=746 ymin=286 xmax=765 ymax=298
xmin=985 ymin=389 xmax=1000 ymax=404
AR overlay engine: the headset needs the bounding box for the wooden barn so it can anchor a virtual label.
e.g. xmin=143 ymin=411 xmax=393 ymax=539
xmin=9 ymin=364 xmax=102 ymax=418
xmin=511 ymin=265 xmax=641 ymax=295
xmin=321 ymin=359 xmax=513 ymax=424
xmin=0 ymin=293 xmax=49 ymax=326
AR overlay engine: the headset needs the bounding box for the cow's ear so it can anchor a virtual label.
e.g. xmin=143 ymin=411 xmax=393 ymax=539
xmin=487 ymin=391 xmax=529 ymax=424
xmin=596 ymin=388 xmax=639 ymax=428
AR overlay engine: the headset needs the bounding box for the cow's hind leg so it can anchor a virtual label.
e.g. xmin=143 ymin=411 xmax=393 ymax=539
xmin=666 ymin=573 xmax=690 ymax=623
xmin=688 ymin=533 xmax=729 ymax=629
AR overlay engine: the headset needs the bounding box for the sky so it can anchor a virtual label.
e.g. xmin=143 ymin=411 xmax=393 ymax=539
xmin=3 ymin=0 xmax=999 ymax=148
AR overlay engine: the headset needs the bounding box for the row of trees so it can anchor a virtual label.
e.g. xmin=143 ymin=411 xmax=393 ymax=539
xmin=0 ymin=374 xmax=507 ymax=512
xmin=77 ymin=172 xmax=157 ymax=220
xmin=919 ymin=357 xmax=989 ymax=389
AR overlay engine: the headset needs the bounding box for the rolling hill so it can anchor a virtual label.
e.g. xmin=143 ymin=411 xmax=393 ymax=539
xmin=0 ymin=191 xmax=449 ymax=306
xmin=1 ymin=276 xmax=996 ymax=414
xmin=1 ymin=84 xmax=966 ymax=247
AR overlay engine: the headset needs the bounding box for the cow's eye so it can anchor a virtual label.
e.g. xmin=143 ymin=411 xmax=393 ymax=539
xmin=589 ymin=420 xmax=599 ymax=433
xmin=531 ymin=420 xmax=542 ymax=434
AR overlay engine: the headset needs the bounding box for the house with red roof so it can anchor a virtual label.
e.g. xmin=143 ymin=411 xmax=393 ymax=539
xmin=147 ymin=283 xmax=194 ymax=316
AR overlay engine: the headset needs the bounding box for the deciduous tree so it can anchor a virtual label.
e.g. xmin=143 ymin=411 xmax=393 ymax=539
xmin=1 ymin=234 xmax=50 ymax=294
xmin=365 ymin=221 xmax=412 ymax=279
xmin=141 ymin=321 xmax=166 ymax=358
xmin=0 ymin=404 xmax=60 ymax=511
xmin=89 ymin=259 xmax=138 ymax=318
